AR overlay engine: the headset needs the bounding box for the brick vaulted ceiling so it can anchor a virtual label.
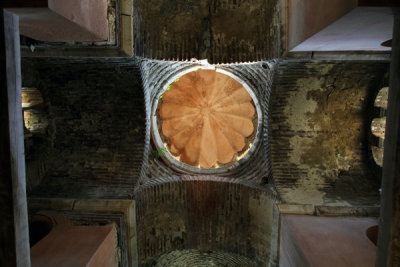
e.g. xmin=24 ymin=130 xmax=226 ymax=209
xmin=133 ymin=0 xmax=281 ymax=63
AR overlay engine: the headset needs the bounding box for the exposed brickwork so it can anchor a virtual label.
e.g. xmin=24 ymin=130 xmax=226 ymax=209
xmin=138 ymin=59 xmax=277 ymax=186
xmin=270 ymin=60 xmax=389 ymax=205
xmin=22 ymin=58 xmax=146 ymax=199
xmin=133 ymin=0 xmax=281 ymax=63
xmin=21 ymin=87 xmax=54 ymax=193
xmin=135 ymin=177 xmax=277 ymax=266
xmin=149 ymin=249 xmax=258 ymax=266
xmin=21 ymin=57 xmax=280 ymax=266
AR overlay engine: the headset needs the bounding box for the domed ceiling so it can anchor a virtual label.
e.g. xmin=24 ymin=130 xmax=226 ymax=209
xmin=157 ymin=69 xmax=257 ymax=168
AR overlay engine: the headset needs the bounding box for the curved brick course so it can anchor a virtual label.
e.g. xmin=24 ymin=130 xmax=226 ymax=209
xmin=133 ymin=0 xmax=281 ymax=63
xmin=150 ymin=249 xmax=258 ymax=266
xmin=137 ymin=58 xmax=277 ymax=187
xmin=22 ymin=58 xmax=146 ymax=199
xmin=135 ymin=177 xmax=279 ymax=266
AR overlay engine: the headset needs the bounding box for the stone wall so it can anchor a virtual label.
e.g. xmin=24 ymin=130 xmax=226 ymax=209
xmin=270 ymin=60 xmax=389 ymax=205
xmin=22 ymin=58 xmax=146 ymax=199
xmin=133 ymin=0 xmax=281 ymax=63
xmin=135 ymin=177 xmax=278 ymax=266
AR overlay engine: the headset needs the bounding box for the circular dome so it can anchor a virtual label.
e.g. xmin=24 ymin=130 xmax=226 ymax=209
xmin=152 ymin=67 xmax=260 ymax=172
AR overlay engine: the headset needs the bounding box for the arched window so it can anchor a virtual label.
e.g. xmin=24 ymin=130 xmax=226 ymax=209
xmin=371 ymin=86 xmax=388 ymax=167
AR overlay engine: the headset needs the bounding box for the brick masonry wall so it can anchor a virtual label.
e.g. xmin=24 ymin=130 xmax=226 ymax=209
xmin=21 ymin=58 xmax=280 ymax=266
xmin=150 ymin=249 xmax=259 ymax=266
xmin=22 ymin=58 xmax=145 ymax=199
xmin=270 ymin=60 xmax=389 ymax=205
xmin=135 ymin=177 xmax=277 ymax=266
xmin=20 ymin=57 xmax=389 ymax=265
xmin=133 ymin=0 xmax=281 ymax=63
xmin=137 ymin=59 xmax=277 ymax=187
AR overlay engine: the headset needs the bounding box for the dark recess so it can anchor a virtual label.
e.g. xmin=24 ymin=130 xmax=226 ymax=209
xmin=358 ymin=0 xmax=400 ymax=7
xmin=1 ymin=0 xmax=47 ymax=8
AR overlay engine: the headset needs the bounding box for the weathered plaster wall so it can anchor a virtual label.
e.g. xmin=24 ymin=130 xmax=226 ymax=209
xmin=133 ymin=0 xmax=281 ymax=63
xmin=135 ymin=178 xmax=278 ymax=266
xmin=21 ymin=58 xmax=145 ymax=198
xmin=270 ymin=60 xmax=389 ymax=205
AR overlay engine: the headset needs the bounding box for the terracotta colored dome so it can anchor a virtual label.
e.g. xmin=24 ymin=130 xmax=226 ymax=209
xmin=157 ymin=69 xmax=257 ymax=168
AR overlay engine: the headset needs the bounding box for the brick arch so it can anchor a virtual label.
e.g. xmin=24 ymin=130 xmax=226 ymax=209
xmin=135 ymin=176 xmax=279 ymax=266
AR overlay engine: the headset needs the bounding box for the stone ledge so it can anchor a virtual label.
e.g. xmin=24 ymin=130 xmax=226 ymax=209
xmin=277 ymin=203 xmax=380 ymax=217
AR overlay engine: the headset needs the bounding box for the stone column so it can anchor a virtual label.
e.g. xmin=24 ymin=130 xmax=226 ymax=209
xmin=377 ymin=8 xmax=400 ymax=267
xmin=0 ymin=9 xmax=31 ymax=267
